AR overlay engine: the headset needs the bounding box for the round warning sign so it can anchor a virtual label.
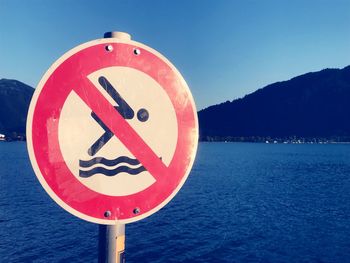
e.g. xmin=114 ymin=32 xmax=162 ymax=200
xmin=27 ymin=37 xmax=198 ymax=224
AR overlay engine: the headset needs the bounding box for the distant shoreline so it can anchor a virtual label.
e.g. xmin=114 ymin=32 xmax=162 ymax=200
xmin=0 ymin=134 xmax=26 ymax=142
xmin=3 ymin=135 xmax=350 ymax=145
xmin=3 ymin=139 xmax=350 ymax=145
xmin=199 ymin=136 xmax=350 ymax=144
xmin=200 ymin=141 xmax=350 ymax=144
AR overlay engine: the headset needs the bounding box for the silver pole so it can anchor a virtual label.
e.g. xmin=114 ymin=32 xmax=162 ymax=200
xmin=98 ymin=224 xmax=126 ymax=263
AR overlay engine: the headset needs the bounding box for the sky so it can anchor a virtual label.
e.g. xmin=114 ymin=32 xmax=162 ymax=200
xmin=1 ymin=0 xmax=350 ymax=110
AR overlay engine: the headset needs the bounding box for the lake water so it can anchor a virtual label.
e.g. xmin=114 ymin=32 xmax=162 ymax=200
xmin=0 ymin=142 xmax=349 ymax=262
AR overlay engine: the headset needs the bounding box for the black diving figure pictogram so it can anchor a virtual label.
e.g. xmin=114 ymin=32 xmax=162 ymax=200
xmin=79 ymin=76 xmax=149 ymax=178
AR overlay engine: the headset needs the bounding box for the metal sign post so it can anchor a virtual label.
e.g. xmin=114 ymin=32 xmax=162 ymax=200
xmin=98 ymin=223 xmax=125 ymax=263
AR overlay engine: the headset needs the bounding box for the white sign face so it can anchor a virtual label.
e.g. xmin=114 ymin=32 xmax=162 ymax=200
xmin=59 ymin=67 xmax=178 ymax=196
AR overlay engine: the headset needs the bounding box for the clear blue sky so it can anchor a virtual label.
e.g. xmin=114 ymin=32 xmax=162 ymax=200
xmin=1 ymin=0 xmax=350 ymax=110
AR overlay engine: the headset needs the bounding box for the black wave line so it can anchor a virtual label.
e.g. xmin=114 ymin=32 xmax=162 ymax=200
xmin=79 ymin=165 xmax=146 ymax=178
xmin=79 ymin=156 xmax=140 ymax=168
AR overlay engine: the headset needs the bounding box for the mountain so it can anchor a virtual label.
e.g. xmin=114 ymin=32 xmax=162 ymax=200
xmin=0 ymin=79 xmax=34 ymax=139
xmin=2 ymin=66 xmax=350 ymax=142
xmin=198 ymin=66 xmax=350 ymax=142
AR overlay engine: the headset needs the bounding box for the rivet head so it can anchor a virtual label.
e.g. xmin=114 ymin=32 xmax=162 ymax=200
xmin=133 ymin=48 xmax=141 ymax=55
xmin=133 ymin=208 xmax=140 ymax=214
xmin=105 ymin=45 xmax=113 ymax=52
xmin=104 ymin=211 xmax=112 ymax=217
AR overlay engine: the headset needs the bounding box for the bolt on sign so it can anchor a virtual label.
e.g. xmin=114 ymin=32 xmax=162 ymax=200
xmin=27 ymin=34 xmax=198 ymax=224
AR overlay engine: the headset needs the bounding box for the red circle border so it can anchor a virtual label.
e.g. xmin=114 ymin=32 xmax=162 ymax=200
xmin=30 ymin=42 xmax=198 ymax=222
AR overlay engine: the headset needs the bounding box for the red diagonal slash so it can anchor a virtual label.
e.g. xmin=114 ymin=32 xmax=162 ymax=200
xmin=73 ymin=77 xmax=170 ymax=181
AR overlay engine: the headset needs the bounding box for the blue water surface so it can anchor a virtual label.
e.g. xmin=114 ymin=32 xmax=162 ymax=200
xmin=0 ymin=142 xmax=349 ymax=262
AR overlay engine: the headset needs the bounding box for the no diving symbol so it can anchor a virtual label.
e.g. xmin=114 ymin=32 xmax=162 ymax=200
xmin=28 ymin=40 xmax=198 ymax=223
xmin=59 ymin=66 xmax=179 ymax=196
xmin=78 ymin=76 xmax=151 ymax=179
